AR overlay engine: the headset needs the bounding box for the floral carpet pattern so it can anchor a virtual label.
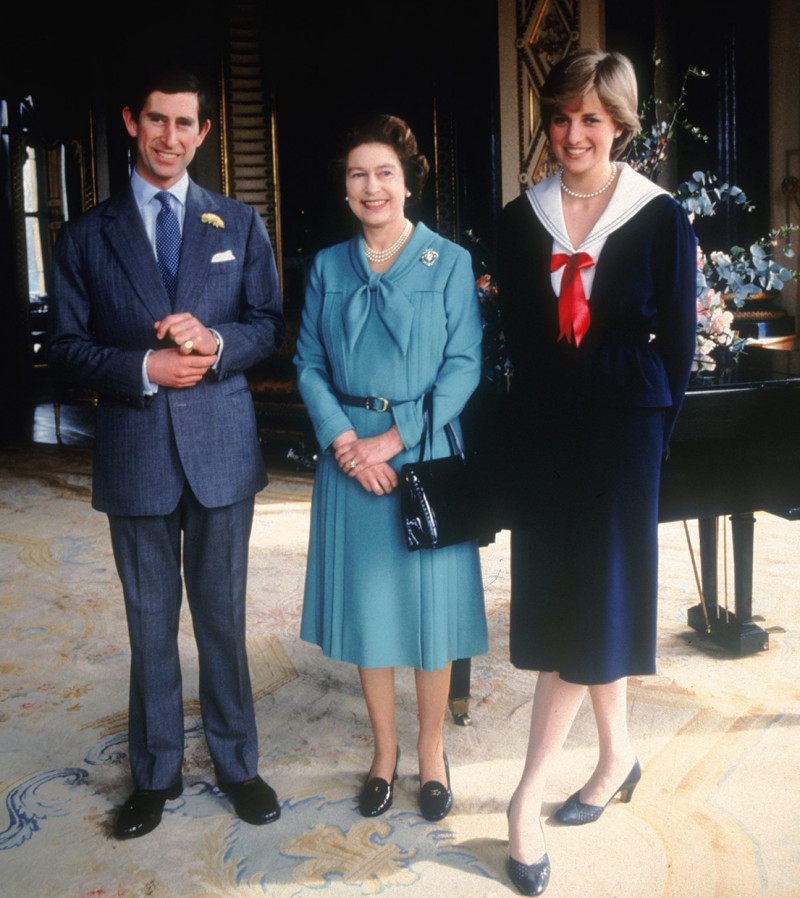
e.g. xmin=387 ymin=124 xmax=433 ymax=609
xmin=1 ymin=444 xmax=799 ymax=897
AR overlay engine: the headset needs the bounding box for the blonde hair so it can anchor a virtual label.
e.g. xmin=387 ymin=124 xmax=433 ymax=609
xmin=540 ymin=49 xmax=641 ymax=158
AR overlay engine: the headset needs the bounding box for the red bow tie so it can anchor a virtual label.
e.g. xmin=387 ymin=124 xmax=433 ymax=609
xmin=552 ymin=252 xmax=594 ymax=346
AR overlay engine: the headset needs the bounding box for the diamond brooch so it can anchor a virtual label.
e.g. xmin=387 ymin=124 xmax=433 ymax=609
xmin=420 ymin=248 xmax=439 ymax=267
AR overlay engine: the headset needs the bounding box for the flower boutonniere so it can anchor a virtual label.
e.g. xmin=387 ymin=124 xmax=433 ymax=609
xmin=201 ymin=212 xmax=225 ymax=229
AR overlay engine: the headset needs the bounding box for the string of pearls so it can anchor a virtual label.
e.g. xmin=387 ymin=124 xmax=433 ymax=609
xmin=559 ymin=164 xmax=618 ymax=199
xmin=364 ymin=219 xmax=413 ymax=263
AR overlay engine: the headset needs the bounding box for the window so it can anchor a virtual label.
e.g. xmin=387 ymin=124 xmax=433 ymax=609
xmin=23 ymin=144 xmax=48 ymax=298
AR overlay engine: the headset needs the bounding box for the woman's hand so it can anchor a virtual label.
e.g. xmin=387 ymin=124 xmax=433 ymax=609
xmin=334 ymin=426 xmax=404 ymax=476
xmin=331 ymin=427 xmax=402 ymax=493
xmin=332 ymin=430 xmax=358 ymax=452
xmin=354 ymin=462 xmax=399 ymax=496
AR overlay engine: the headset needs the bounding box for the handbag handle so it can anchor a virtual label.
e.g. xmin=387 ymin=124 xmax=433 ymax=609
xmin=418 ymin=389 xmax=466 ymax=468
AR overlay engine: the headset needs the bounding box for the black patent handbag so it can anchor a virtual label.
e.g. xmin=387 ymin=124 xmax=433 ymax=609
xmin=400 ymin=391 xmax=481 ymax=551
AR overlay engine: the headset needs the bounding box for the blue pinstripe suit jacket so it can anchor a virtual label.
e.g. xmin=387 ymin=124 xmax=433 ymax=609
xmin=48 ymin=180 xmax=285 ymax=516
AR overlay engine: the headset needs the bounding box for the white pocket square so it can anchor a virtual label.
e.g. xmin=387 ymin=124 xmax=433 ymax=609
xmin=211 ymin=250 xmax=236 ymax=263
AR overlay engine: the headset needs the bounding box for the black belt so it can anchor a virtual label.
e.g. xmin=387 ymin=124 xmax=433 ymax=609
xmin=335 ymin=391 xmax=400 ymax=412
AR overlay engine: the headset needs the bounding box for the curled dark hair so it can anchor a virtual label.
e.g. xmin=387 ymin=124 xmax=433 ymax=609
xmin=126 ymin=63 xmax=211 ymax=125
xmin=339 ymin=114 xmax=430 ymax=204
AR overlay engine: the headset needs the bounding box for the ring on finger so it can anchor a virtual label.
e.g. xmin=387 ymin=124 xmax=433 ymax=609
xmin=184 ymin=339 xmax=194 ymax=350
xmin=349 ymin=459 xmax=357 ymax=470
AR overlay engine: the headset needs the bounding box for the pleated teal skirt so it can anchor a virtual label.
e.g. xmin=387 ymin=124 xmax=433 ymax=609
xmin=300 ymin=450 xmax=488 ymax=671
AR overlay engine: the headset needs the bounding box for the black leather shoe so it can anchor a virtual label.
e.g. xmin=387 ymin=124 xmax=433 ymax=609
xmin=507 ymin=854 xmax=551 ymax=896
xmin=507 ymin=805 xmax=550 ymax=896
xmin=219 ymin=775 xmax=280 ymax=825
xmin=419 ymin=752 xmax=453 ymax=822
xmin=112 ymin=781 xmax=183 ymax=840
xmin=554 ymin=759 xmax=641 ymax=825
xmin=359 ymin=746 xmax=400 ymax=817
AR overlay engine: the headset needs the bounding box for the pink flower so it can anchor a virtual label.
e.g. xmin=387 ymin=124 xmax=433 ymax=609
xmin=705 ymin=308 xmax=733 ymax=335
xmin=696 ymin=288 xmax=718 ymax=320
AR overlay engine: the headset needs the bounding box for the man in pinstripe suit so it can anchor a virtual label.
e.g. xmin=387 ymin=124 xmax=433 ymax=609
xmin=47 ymin=65 xmax=285 ymax=839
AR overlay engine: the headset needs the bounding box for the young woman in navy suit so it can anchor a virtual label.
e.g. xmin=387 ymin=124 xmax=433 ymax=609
xmin=497 ymin=50 xmax=697 ymax=895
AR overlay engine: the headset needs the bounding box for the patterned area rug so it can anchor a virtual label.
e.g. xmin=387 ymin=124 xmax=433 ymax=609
xmin=1 ymin=444 xmax=798 ymax=897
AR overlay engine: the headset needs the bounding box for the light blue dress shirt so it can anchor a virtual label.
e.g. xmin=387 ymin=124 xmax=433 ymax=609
xmin=130 ymin=169 xmax=222 ymax=392
xmin=131 ymin=168 xmax=189 ymax=246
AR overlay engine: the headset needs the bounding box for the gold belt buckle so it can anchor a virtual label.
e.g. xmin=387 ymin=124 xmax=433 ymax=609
xmin=365 ymin=396 xmax=390 ymax=412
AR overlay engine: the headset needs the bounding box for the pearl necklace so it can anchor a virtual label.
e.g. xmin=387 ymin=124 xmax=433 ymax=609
xmin=560 ymin=164 xmax=618 ymax=199
xmin=364 ymin=219 xmax=413 ymax=263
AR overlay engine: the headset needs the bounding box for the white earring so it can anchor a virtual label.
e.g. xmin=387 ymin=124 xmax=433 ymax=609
xmin=345 ymin=196 xmax=349 ymax=201
xmin=405 ymin=190 xmax=411 ymax=198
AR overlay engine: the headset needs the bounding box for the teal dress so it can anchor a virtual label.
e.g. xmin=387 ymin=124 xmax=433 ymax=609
xmin=294 ymin=222 xmax=488 ymax=671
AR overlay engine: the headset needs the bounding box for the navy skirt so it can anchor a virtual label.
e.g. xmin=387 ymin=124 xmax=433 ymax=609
xmin=509 ymin=405 xmax=665 ymax=685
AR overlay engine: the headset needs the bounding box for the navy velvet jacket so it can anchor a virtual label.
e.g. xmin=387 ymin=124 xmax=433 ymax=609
xmin=498 ymin=189 xmax=697 ymax=454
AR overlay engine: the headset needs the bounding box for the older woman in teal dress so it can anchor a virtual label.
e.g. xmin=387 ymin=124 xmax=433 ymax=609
xmin=294 ymin=115 xmax=487 ymax=822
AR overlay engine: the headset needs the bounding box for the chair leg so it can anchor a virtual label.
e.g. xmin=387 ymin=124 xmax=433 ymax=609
xmin=448 ymin=657 xmax=472 ymax=726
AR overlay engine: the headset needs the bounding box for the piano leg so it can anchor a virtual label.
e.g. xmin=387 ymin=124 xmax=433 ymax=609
xmin=687 ymin=514 xmax=770 ymax=655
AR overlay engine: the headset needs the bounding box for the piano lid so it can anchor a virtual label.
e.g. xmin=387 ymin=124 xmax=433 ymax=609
xmin=738 ymin=335 xmax=800 ymax=381
xmin=660 ymin=370 xmax=800 ymax=523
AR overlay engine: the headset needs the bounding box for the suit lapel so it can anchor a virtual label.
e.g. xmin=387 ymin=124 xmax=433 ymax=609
xmin=102 ymin=189 xmax=172 ymax=322
xmin=174 ymin=182 xmax=217 ymax=314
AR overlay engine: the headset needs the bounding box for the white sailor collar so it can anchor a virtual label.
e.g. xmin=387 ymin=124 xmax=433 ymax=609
xmin=525 ymin=163 xmax=668 ymax=254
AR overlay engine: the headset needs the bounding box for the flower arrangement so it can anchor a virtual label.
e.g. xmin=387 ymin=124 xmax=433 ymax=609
xmin=627 ymin=54 xmax=798 ymax=383
xmin=691 ymin=230 xmax=798 ymax=378
xmin=467 ymin=232 xmax=512 ymax=393
xmin=694 ymin=271 xmax=745 ymax=379
xmin=697 ymin=224 xmax=797 ymax=303
xmin=622 ymin=59 xmax=709 ymax=182
xmin=475 ymin=271 xmax=511 ymax=392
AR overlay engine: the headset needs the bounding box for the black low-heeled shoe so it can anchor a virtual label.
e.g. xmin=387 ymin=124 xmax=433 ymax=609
xmin=358 ymin=746 xmax=400 ymax=818
xmin=507 ymin=803 xmax=550 ymax=896
xmin=554 ymin=759 xmax=641 ymax=826
xmin=419 ymin=752 xmax=453 ymax=822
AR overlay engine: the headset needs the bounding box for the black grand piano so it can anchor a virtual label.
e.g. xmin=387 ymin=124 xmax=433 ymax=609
xmin=658 ymin=339 xmax=800 ymax=656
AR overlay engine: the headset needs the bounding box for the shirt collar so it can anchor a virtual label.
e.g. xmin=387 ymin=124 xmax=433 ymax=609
xmin=526 ymin=163 xmax=668 ymax=253
xmin=131 ymin=169 xmax=190 ymax=210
